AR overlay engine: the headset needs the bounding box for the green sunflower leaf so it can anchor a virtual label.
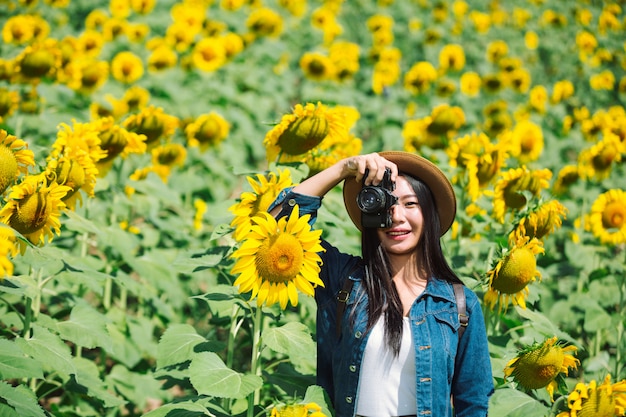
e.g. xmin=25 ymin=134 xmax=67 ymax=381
xmin=189 ymin=351 xmax=262 ymax=399
xmin=0 ymin=381 xmax=47 ymax=417
xmin=156 ymin=323 xmax=206 ymax=369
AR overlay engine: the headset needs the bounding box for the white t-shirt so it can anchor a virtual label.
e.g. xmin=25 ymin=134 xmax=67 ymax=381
xmin=355 ymin=317 xmax=417 ymax=416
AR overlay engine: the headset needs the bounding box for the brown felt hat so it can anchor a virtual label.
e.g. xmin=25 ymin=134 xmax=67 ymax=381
xmin=342 ymin=151 xmax=456 ymax=236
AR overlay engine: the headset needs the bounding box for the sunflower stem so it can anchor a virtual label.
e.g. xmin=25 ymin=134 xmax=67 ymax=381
xmin=222 ymin=304 xmax=243 ymax=413
xmin=103 ymin=277 xmax=112 ymax=310
xmin=247 ymin=305 xmax=264 ymax=417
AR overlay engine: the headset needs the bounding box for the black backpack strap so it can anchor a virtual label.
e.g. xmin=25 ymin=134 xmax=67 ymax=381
xmin=336 ymin=275 xmax=355 ymax=339
xmin=336 ymin=262 xmax=362 ymax=339
xmin=453 ymin=282 xmax=468 ymax=339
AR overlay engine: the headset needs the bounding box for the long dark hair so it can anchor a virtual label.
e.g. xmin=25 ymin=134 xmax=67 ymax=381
xmin=359 ymin=173 xmax=463 ymax=356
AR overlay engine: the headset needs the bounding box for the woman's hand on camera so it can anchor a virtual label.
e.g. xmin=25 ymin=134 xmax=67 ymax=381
xmin=343 ymin=153 xmax=398 ymax=185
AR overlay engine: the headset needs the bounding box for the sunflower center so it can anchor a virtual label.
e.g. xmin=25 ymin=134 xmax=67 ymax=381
xmin=0 ymin=145 xmax=18 ymax=194
xmin=493 ymin=246 xmax=537 ymax=294
xmin=602 ymin=201 xmax=625 ymax=230
xmin=578 ymin=388 xmax=616 ymax=417
xmin=514 ymin=345 xmax=564 ymax=389
xmin=10 ymin=191 xmax=52 ymax=235
xmin=255 ymin=233 xmax=304 ymax=283
xmin=277 ymin=115 xmax=329 ymax=155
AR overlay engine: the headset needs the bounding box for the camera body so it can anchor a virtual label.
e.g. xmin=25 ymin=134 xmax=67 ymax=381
xmin=357 ymin=168 xmax=398 ymax=228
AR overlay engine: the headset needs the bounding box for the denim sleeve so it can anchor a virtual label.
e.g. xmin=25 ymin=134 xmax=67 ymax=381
xmin=452 ymin=289 xmax=494 ymax=417
xmin=268 ymin=187 xmax=323 ymax=226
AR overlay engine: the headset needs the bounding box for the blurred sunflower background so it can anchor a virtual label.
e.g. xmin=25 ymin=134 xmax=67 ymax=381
xmin=1 ymin=0 xmax=625 ymax=416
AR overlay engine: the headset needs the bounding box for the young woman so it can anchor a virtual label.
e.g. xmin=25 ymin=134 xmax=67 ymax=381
xmin=269 ymin=151 xmax=493 ymax=417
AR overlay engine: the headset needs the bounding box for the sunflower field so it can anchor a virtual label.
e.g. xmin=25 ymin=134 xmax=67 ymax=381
xmin=1 ymin=0 xmax=626 ymax=416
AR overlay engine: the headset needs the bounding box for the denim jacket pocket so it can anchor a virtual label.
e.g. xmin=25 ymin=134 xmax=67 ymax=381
xmin=432 ymin=310 xmax=460 ymax=354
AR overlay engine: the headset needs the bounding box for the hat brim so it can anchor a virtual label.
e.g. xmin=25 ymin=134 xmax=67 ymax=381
xmin=342 ymin=151 xmax=456 ymax=236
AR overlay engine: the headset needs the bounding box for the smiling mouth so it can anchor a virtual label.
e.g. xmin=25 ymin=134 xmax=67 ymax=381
xmin=387 ymin=231 xmax=409 ymax=236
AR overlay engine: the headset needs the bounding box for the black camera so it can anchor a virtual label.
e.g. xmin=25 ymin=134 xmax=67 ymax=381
xmin=357 ymin=168 xmax=398 ymax=228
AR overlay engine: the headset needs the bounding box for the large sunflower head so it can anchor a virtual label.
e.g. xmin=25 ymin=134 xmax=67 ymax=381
xmin=1 ymin=129 xmax=35 ymax=195
xmin=485 ymin=235 xmax=545 ymax=312
xmin=263 ymin=102 xmax=348 ymax=162
xmin=229 ymin=169 xmax=294 ymax=241
xmin=509 ymin=199 xmax=568 ymax=243
xmin=556 ymin=375 xmax=626 ymax=417
xmin=586 ymin=188 xmax=626 ymax=245
xmin=0 ymin=173 xmax=71 ymax=250
xmin=230 ymin=205 xmax=325 ymax=310
xmin=504 ymin=336 xmax=579 ymax=401
xmin=492 ymin=166 xmax=553 ymax=223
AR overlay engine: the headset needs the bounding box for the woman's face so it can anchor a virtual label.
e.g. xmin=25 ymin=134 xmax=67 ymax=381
xmin=376 ymin=176 xmax=424 ymax=256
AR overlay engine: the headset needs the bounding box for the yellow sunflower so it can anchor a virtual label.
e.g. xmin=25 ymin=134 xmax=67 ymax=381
xmin=229 ymin=168 xmax=294 ymax=241
xmin=270 ymin=401 xmax=327 ymax=417
xmin=492 ymin=166 xmax=553 ymax=223
xmin=485 ymin=235 xmax=544 ymax=312
xmin=150 ymin=143 xmax=187 ymax=183
xmin=438 ymin=43 xmax=466 ymax=73
xmin=1 ymin=129 xmax=35 ymax=195
xmin=0 ymin=173 xmax=71 ymax=251
xmin=557 ymin=375 xmax=626 ymax=417
xmin=93 ymin=116 xmax=147 ymax=176
xmin=509 ymin=199 xmax=568 ymax=243
xmin=184 ymin=112 xmax=230 ymax=151
xmin=191 ymin=37 xmax=226 ymax=72
xmin=122 ymin=105 xmax=180 ymax=148
xmin=44 ymin=147 xmax=99 ymax=211
xmin=504 ymin=336 xmax=579 ymax=401
xmin=246 ymin=7 xmax=283 ymax=39
xmin=509 ymin=120 xmax=544 ymax=164
xmin=50 ymin=120 xmax=107 ymax=166
xmin=1 ymin=225 xmax=18 ymax=279
xmin=460 ymin=71 xmax=481 ymax=97
xmin=552 ymin=165 xmax=580 ymax=196
xmin=403 ymin=61 xmax=438 ymax=95
xmin=299 ymin=51 xmax=335 ymax=81
xmin=578 ymin=131 xmax=625 ymax=181
xmin=586 ymin=189 xmax=626 ymax=245
xmin=230 ymin=205 xmax=325 ymax=310
xmin=263 ymin=102 xmax=348 ymax=162
xmin=111 ymin=51 xmax=144 ymax=84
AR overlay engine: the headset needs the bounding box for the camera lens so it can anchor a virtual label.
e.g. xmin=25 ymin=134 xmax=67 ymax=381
xmin=357 ymin=187 xmax=385 ymax=213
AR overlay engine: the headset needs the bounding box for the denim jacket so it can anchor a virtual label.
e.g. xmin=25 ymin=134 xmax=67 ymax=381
xmin=270 ymin=189 xmax=494 ymax=417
